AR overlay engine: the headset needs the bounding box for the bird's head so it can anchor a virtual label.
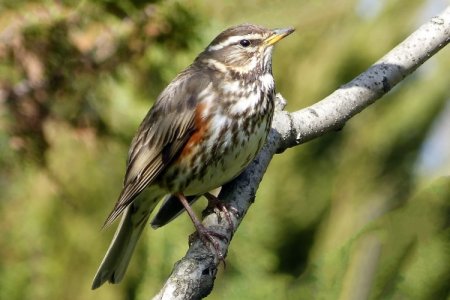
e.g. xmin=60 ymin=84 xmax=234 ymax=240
xmin=197 ymin=24 xmax=294 ymax=77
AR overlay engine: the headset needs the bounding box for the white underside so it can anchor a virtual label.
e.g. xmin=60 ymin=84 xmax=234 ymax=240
xmin=179 ymin=76 xmax=273 ymax=195
xmin=183 ymin=116 xmax=268 ymax=195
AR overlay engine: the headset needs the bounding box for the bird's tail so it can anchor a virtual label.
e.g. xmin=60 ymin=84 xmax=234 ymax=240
xmin=151 ymin=194 xmax=199 ymax=229
xmin=91 ymin=196 xmax=159 ymax=289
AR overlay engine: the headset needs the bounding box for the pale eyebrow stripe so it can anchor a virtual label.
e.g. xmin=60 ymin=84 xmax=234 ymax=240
xmin=207 ymin=33 xmax=262 ymax=51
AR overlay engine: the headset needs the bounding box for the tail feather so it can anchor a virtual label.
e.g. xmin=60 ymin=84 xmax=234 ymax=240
xmin=151 ymin=194 xmax=199 ymax=229
xmin=92 ymin=198 xmax=158 ymax=289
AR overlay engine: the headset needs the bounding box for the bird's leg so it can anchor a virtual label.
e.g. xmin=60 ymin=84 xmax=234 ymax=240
xmin=204 ymin=192 xmax=238 ymax=232
xmin=176 ymin=193 xmax=227 ymax=263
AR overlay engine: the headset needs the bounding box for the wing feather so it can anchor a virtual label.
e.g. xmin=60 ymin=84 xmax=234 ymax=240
xmin=103 ymin=67 xmax=209 ymax=226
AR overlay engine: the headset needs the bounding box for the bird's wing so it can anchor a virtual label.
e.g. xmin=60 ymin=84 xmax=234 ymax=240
xmin=103 ymin=68 xmax=210 ymax=226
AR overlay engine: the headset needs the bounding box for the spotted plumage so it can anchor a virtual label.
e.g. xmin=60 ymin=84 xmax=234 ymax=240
xmin=92 ymin=24 xmax=294 ymax=289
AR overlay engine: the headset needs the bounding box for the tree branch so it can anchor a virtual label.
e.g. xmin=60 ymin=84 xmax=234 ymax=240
xmin=152 ymin=6 xmax=450 ymax=300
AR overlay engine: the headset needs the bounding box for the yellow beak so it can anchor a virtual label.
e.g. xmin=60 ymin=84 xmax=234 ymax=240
xmin=264 ymin=27 xmax=295 ymax=46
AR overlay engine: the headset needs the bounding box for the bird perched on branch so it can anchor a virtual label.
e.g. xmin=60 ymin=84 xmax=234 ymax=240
xmin=92 ymin=23 xmax=294 ymax=289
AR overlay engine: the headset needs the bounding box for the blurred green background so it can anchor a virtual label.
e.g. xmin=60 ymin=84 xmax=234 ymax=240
xmin=1 ymin=0 xmax=449 ymax=299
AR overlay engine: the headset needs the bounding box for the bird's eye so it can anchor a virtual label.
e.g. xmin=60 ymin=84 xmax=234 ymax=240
xmin=239 ymin=39 xmax=251 ymax=47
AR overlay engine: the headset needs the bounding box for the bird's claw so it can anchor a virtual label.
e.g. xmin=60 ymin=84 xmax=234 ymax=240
xmin=189 ymin=224 xmax=228 ymax=267
xmin=204 ymin=193 xmax=238 ymax=233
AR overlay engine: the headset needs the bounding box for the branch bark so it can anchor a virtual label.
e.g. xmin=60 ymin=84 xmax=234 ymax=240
xmin=152 ymin=6 xmax=450 ymax=300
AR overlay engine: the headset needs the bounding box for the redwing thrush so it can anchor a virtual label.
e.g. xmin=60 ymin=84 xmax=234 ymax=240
xmin=92 ymin=24 xmax=294 ymax=289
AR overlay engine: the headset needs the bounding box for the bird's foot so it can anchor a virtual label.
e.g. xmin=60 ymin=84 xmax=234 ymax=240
xmin=189 ymin=223 xmax=228 ymax=267
xmin=204 ymin=192 xmax=238 ymax=233
xmin=176 ymin=193 xmax=227 ymax=265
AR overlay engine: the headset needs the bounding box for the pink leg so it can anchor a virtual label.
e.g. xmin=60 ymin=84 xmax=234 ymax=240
xmin=176 ymin=193 xmax=227 ymax=263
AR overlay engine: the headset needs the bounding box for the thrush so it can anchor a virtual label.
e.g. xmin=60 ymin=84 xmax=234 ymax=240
xmin=92 ymin=24 xmax=294 ymax=289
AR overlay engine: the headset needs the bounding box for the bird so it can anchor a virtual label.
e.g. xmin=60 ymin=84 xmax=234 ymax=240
xmin=92 ymin=24 xmax=294 ymax=289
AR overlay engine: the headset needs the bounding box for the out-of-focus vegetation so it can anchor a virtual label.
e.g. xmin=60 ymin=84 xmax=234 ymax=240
xmin=0 ymin=0 xmax=449 ymax=299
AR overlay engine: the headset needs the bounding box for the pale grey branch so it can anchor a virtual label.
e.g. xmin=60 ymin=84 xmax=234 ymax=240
xmin=153 ymin=6 xmax=450 ymax=300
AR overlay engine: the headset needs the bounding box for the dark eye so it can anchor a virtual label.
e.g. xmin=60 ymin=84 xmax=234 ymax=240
xmin=239 ymin=39 xmax=251 ymax=47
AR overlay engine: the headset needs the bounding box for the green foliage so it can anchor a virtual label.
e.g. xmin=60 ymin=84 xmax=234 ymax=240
xmin=1 ymin=0 xmax=449 ymax=299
